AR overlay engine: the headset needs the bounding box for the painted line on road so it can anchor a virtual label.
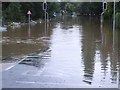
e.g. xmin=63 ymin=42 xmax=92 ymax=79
xmin=5 ymin=56 xmax=27 ymax=71
xmin=16 ymin=81 xmax=36 ymax=84
xmin=5 ymin=65 xmax=16 ymax=71
xmin=15 ymin=81 xmax=118 ymax=88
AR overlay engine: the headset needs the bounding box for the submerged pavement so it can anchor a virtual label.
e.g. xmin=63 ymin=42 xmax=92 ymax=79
xmin=2 ymin=49 xmax=118 ymax=88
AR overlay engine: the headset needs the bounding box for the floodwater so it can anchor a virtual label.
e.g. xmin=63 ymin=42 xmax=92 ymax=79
xmin=2 ymin=16 xmax=120 ymax=88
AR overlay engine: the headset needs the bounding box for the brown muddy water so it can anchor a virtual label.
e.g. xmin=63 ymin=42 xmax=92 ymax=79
xmin=2 ymin=16 xmax=120 ymax=88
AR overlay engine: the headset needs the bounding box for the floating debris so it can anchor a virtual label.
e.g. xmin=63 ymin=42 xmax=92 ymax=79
xmin=9 ymin=22 xmax=21 ymax=29
xmin=95 ymin=40 xmax=101 ymax=43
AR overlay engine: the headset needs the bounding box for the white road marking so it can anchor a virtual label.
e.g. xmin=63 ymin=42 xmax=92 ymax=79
xmin=5 ymin=56 xmax=27 ymax=71
xmin=15 ymin=81 xmax=118 ymax=88
xmin=5 ymin=65 xmax=16 ymax=71
xmin=16 ymin=81 xmax=36 ymax=84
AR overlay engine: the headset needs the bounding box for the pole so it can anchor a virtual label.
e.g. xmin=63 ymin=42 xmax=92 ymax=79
xmin=113 ymin=0 xmax=115 ymax=52
xmin=28 ymin=14 xmax=31 ymax=38
xmin=112 ymin=1 xmax=119 ymax=88
xmin=100 ymin=0 xmax=105 ymax=45
xmin=90 ymin=0 xmax=91 ymax=14
xmin=28 ymin=14 xmax=30 ymax=26
xmin=103 ymin=0 xmax=104 ymax=12
xmin=45 ymin=7 xmax=47 ymax=23
xmin=27 ymin=10 xmax=31 ymax=38
xmin=113 ymin=0 xmax=115 ymax=32
xmin=43 ymin=0 xmax=47 ymax=23
xmin=101 ymin=0 xmax=105 ymax=24
xmin=45 ymin=5 xmax=47 ymax=35
xmin=43 ymin=0 xmax=47 ymax=35
xmin=28 ymin=14 xmax=30 ymax=22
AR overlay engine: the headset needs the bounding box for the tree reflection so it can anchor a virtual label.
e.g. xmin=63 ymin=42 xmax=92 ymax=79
xmin=99 ymin=20 xmax=119 ymax=84
xmin=81 ymin=16 xmax=119 ymax=85
xmin=81 ymin=16 xmax=97 ymax=84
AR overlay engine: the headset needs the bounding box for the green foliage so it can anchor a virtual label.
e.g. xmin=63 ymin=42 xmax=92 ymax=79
xmin=20 ymin=2 xmax=45 ymax=20
xmin=4 ymin=2 xmax=25 ymax=22
xmin=65 ymin=3 xmax=75 ymax=14
xmin=0 ymin=2 xmax=2 ymax=19
xmin=104 ymin=2 xmax=120 ymax=19
xmin=75 ymin=2 xmax=102 ymax=15
xmin=47 ymin=2 xmax=60 ymax=18
xmin=104 ymin=3 xmax=113 ymax=19
xmin=2 ymin=2 xmax=61 ymax=23
xmin=2 ymin=2 xmax=120 ymax=25
xmin=116 ymin=2 xmax=120 ymax=28
xmin=103 ymin=2 xmax=120 ymax=29
xmin=116 ymin=2 xmax=120 ymax=12
xmin=116 ymin=12 xmax=120 ymax=28
xmin=60 ymin=2 xmax=67 ymax=11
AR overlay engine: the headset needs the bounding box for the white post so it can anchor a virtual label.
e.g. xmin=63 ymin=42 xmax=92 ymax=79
xmin=27 ymin=10 xmax=32 ymax=37
xmin=27 ymin=10 xmax=31 ymax=25
xmin=28 ymin=14 xmax=31 ymax=37
xmin=101 ymin=0 xmax=107 ymax=21
xmin=28 ymin=14 xmax=30 ymax=27
xmin=100 ymin=0 xmax=106 ymax=45
xmin=29 ymin=14 xmax=30 ymax=23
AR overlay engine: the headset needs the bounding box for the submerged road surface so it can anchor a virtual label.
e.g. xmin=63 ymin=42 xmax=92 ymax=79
xmin=2 ymin=17 xmax=120 ymax=88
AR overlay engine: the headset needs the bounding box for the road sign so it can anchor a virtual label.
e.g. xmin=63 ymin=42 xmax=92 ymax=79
xmin=27 ymin=10 xmax=32 ymax=15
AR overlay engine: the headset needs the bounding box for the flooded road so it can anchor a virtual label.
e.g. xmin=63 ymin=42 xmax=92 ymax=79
xmin=2 ymin=16 xmax=120 ymax=88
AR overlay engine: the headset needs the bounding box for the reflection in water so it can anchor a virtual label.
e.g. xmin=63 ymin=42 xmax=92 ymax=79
xmin=2 ymin=16 xmax=119 ymax=87
xmin=81 ymin=17 xmax=96 ymax=84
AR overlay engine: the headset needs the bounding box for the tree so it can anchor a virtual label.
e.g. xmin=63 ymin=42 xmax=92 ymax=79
xmin=104 ymin=2 xmax=113 ymax=19
xmin=76 ymin=2 xmax=102 ymax=15
xmin=47 ymin=2 xmax=60 ymax=18
xmin=65 ymin=3 xmax=75 ymax=14
xmin=116 ymin=2 xmax=120 ymax=28
xmin=4 ymin=2 xmax=25 ymax=22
